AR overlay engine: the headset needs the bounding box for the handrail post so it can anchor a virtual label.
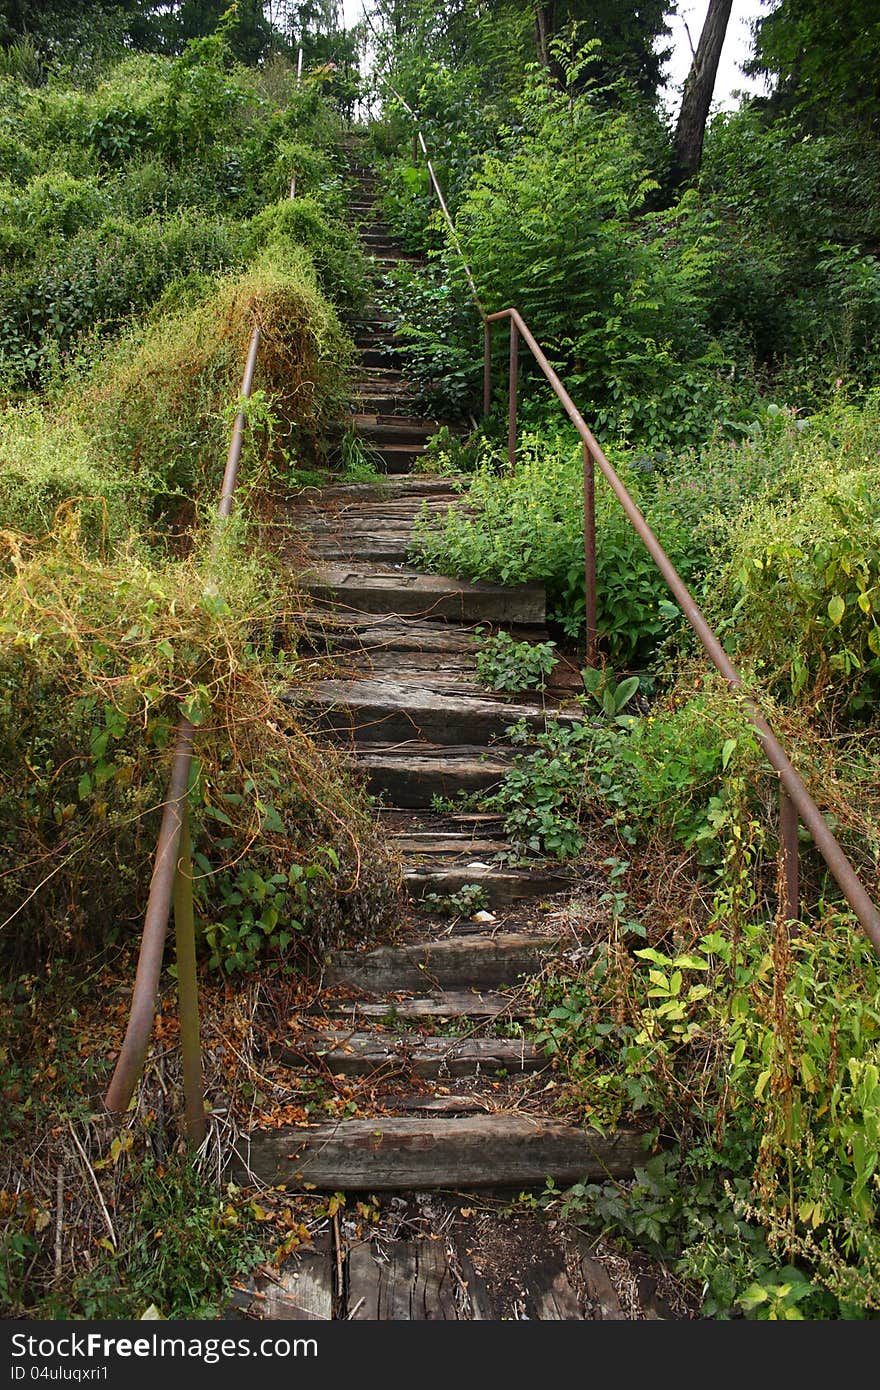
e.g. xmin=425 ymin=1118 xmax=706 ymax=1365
xmin=483 ymin=320 xmax=492 ymax=420
xmin=779 ymin=784 xmax=800 ymax=927
xmin=583 ymin=442 xmax=598 ymax=666
xmin=174 ymin=805 xmax=206 ymax=1146
xmin=508 ymin=322 xmax=518 ymax=469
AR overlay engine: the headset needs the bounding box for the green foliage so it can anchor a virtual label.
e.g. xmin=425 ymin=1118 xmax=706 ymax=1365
xmin=749 ymin=0 xmax=880 ymax=131
xmin=580 ymin=666 xmax=639 ymax=721
xmin=0 ymin=210 xmax=246 ymax=390
xmin=451 ymin=48 xmax=732 ymax=447
xmin=416 ymin=882 xmax=490 ymax=918
xmin=0 ymin=525 xmax=398 ymax=974
xmin=474 ymin=627 xmax=556 ymax=694
xmin=410 ymin=431 xmax=700 ymax=658
xmin=484 ymin=717 xmax=593 ymax=860
xmin=485 ymin=685 xmax=758 ymax=862
xmin=247 ymin=195 xmax=367 ymax=310
xmin=533 ymin=890 xmax=880 ymax=1316
xmin=709 ymin=394 xmax=880 ymax=719
xmin=379 ymin=256 xmax=482 ymax=415
xmin=0 ymin=39 xmax=352 ymax=389
xmin=77 ymin=244 xmax=350 ymax=517
xmin=701 ymin=110 xmax=880 ymax=391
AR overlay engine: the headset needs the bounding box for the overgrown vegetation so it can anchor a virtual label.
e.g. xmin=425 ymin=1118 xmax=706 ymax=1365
xmin=0 ymin=16 xmax=398 ymax=1319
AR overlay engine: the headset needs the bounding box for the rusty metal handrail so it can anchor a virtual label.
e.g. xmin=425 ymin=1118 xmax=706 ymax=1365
xmin=484 ymin=306 xmax=880 ymax=955
xmin=104 ymin=317 xmax=263 ymax=1139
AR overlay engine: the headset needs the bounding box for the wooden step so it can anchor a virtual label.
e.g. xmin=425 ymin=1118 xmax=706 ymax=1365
xmin=392 ymin=831 xmax=505 ymax=860
xmin=291 ymin=475 xmax=459 ymax=504
xmin=354 ymin=745 xmax=511 ymax=805
xmin=375 ymin=442 xmax=429 ymax=472
xmin=306 ymin=617 xmax=484 ymax=656
xmin=324 ymin=932 xmax=562 ymax=991
xmin=359 ymin=347 xmax=402 ymax=369
xmin=239 ymin=1115 xmax=646 ymax=1190
xmin=300 ymin=564 xmax=545 ymax=623
xmin=405 ymin=862 xmax=570 ymax=906
xmin=300 ymin=677 xmax=551 ymax=744
xmin=353 ymin=414 xmax=441 ymax=443
xmin=323 ymin=989 xmax=530 ymax=1024
xmin=279 ymin=1029 xmax=545 ymax=1078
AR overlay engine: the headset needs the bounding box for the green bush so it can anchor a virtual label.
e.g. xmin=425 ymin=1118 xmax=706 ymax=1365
xmin=0 ymin=530 xmax=398 ymax=975
xmin=247 ymin=196 xmax=367 ymax=310
xmin=0 ymin=404 xmax=139 ymax=544
xmin=0 ymin=211 xmax=248 ymax=390
xmin=410 ymin=431 xmax=699 ymax=658
xmin=713 ymin=417 xmax=880 ymax=720
xmin=534 ymin=899 xmax=880 ymax=1317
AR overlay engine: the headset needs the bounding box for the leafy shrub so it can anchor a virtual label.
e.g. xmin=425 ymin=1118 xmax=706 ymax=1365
xmin=711 ymin=395 xmax=880 ymax=719
xmin=0 ymin=211 xmax=248 ymax=390
xmin=379 ymin=256 xmax=483 ymax=415
xmin=701 ymin=110 xmax=880 ymax=394
xmin=247 ymin=196 xmax=367 ymax=310
xmin=0 ymin=527 xmax=399 ymax=975
xmin=78 ymin=245 xmax=351 ymax=518
xmin=474 ymin=628 xmax=556 ymax=693
xmin=0 ymin=404 xmax=139 ymax=545
xmin=410 ymin=431 xmax=699 ymax=659
xmin=487 ymin=685 xmax=758 ymax=862
xmin=534 ymin=898 xmax=880 ymax=1316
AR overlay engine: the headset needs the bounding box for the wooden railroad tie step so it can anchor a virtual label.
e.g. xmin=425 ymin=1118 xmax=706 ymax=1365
xmin=299 ymin=564 xmax=545 ymax=623
xmin=324 ymin=932 xmax=564 ymax=991
xmin=275 ymin=1029 xmax=545 ymax=1078
xmin=320 ymin=988 xmax=531 ymax=1024
xmin=297 ymin=677 xmax=557 ymax=745
xmin=238 ymin=1115 xmax=646 ymax=1191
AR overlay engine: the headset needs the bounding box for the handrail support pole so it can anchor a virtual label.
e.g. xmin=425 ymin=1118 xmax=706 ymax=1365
xmin=583 ymin=442 xmax=598 ymax=666
xmin=483 ymin=320 xmax=492 ymax=419
xmin=508 ymin=323 xmax=518 ymax=469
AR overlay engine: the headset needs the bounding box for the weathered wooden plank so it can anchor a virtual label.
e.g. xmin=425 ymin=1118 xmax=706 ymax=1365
xmin=346 ymin=1240 xmax=381 ymax=1320
xmin=253 ymin=1235 xmax=333 ymax=1321
xmin=355 ymin=747 xmax=511 ymax=806
xmin=394 ymin=833 xmax=505 ymax=858
xmin=527 ymin=1265 xmax=583 ymax=1321
xmin=453 ymin=1244 xmax=496 ymax=1320
xmin=297 ymin=678 xmax=536 ymax=744
xmin=324 ymin=932 xmax=563 ymax=991
xmin=405 ymin=863 xmax=571 ymax=906
xmin=278 ymin=1029 xmax=545 ymax=1078
xmin=346 ymin=1239 xmax=460 ymax=1320
xmin=393 ymin=1094 xmax=489 ymax=1115
xmin=579 ymin=1252 xmax=627 ymax=1321
xmin=241 ymin=1116 xmax=647 ymax=1191
xmin=300 ymin=565 xmax=545 ymax=624
xmin=325 ymin=989 xmax=529 ymax=1023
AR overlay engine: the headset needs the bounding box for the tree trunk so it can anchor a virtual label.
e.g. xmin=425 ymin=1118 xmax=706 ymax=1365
xmin=673 ymin=0 xmax=733 ymax=182
xmin=533 ymin=2 xmax=553 ymax=71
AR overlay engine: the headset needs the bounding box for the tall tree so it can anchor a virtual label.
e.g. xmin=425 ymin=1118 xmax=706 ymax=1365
xmin=672 ymin=0 xmax=733 ymax=181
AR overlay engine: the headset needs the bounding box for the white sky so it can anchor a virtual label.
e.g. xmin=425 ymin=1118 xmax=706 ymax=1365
xmin=340 ymin=2 xmax=771 ymax=114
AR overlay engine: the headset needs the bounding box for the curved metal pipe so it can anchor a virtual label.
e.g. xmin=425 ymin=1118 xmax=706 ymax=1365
xmin=104 ymin=720 xmax=194 ymax=1114
xmin=486 ymin=307 xmax=880 ymax=954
